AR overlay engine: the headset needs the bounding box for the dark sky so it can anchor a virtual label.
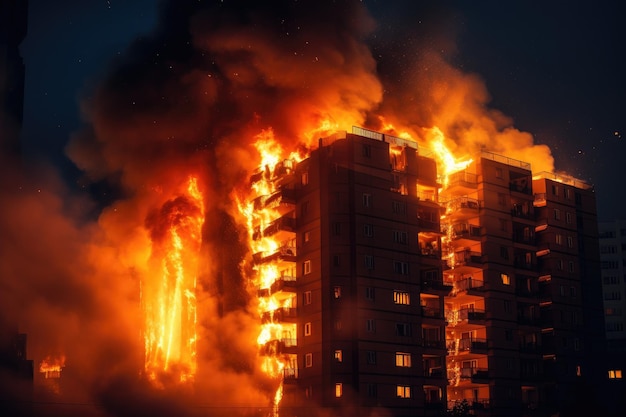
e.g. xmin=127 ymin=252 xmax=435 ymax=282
xmin=19 ymin=0 xmax=624 ymax=220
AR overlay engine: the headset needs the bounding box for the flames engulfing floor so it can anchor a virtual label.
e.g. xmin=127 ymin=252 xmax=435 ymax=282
xmin=0 ymin=1 xmax=563 ymax=416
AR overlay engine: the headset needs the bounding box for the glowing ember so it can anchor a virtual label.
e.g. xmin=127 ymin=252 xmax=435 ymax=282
xmin=142 ymin=176 xmax=205 ymax=384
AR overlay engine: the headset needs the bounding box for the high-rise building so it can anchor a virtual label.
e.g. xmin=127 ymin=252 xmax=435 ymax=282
xmin=249 ymin=129 xmax=605 ymax=417
xmin=597 ymin=220 xmax=626 ymax=415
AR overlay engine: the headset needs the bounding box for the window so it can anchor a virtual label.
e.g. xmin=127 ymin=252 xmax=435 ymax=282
xmin=304 ymin=322 xmax=312 ymax=336
xmin=495 ymin=167 xmax=503 ymax=179
xmin=392 ymin=200 xmax=406 ymax=214
xmin=552 ymin=184 xmax=559 ymax=196
xmin=367 ymin=384 xmax=377 ymax=398
xmin=554 ymin=209 xmax=561 ymax=220
xmin=570 ymin=286 xmax=577 ymax=298
xmin=303 ymin=231 xmax=311 ymax=243
xmin=333 ymin=286 xmax=342 ymax=298
xmin=569 ymin=261 xmax=575 ymax=272
xmin=301 ymin=201 xmax=309 ymax=216
xmin=362 ymin=144 xmax=371 ymax=157
xmin=397 ymin=385 xmax=411 ymax=398
xmin=334 ymin=319 xmax=343 ymax=331
xmin=365 ymin=255 xmax=374 ymax=270
xmin=303 ymin=260 xmax=311 ymax=275
xmin=335 ymin=383 xmax=343 ymax=398
xmin=567 ymin=236 xmax=574 ymax=248
xmin=576 ymin=365 xmax=582 ymax=377
xmin=333 ymin=255 xmax=340 ymax=267
xmin=501 ymin=273 xmax=511 ymax=285
xmin=393 ymin=290 xmax=410 ymax=305
xmin=396 ymin=323 xmax=411 ymax=337
xmin=504 ymin=300 xmax=511 ymax=312
xmin=500 ymin=218 xmax=508 ymax=232
xmin=334 ymin=350 xmax=343 ymax=362
xmin=395 ymin=352 xmax=411 ymax=367
xmin=566 ymin=212 xmax=573 ymax=224
xmin=366 ymin=319 xmax=376 ymax=332
xmin=333 ymin=222 xmax=341 ymax=236
xmin=364 ymin=223 xmax=374 ymax=237
xmin=367 ymin=350 xmax=377 ymax=364
xmin=500 ymin=246 xmax=509 ymax=260
xmin=304 ymin=291 xmax=312 ymax=305
xmin=498 ymin=193 xmax=506 ymax=205
xmin=556 ymin=234 xmax=563 ymax=245
xmin=565 ymin=188 xmax=571 ymax=199
xmin=365 ymin=287 xmax=375 ymax=301
xmin=608 ymin=370 xmax=623 ymax=379
xmin=301 ymin=171 xmax=309 ymax=185
xmin=393 ymin=230 xmax=408 ymax=244
xmin=557 ymin=259 xmax=564 ymax=271
xmin=362 ymin=193 xmax=371 ymax=207
xmin=305 ymin=353 xmax=313 ymax=367
xmin=393 ymin=261 xmax=409 ymax=275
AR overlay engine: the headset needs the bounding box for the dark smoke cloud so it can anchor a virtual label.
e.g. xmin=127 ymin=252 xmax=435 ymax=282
xmin=1 ymin=1 xmax=557 ymax=415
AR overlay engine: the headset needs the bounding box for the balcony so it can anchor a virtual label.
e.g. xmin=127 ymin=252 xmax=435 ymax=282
xmin=449 ymin=277 xmax=484 ymax=296
xmin=422 ymin=339 xmax=446 ymax=350
xmin=446 ymin=196 xmax=481 ymax=216
xmin=533 ymin=193 xmax=546 ymax=207
xmin=260 ymin=338 xmax=297 ymax=355
xmin=448 ymin=338 xmax=489 ymax=354
xmin=421 ymin=278 xmax=453 ymax=295
xmin=283 ymin=367 xmax=299 ymax=382
xmin=425 ymin=366 xmax=445 ymax=378
xmin=448 ymin=171 xmax=478 ymax=191
xmin=252 ymin=245 xmax=297 ymax=265
xmin=422 ymin=306 xmax=444 ymax=319
xmin=418 ymin=218 xmax=442 ymax=233
xmin=261 ymin=307 xmax=297 ymax=323
xmin=447 ymin=251 xmax=483 ymax=272
xmin=261 ymin=214 xmax=296 ymax=238
xmin=446 ymin=308 xmax=486 ymax=327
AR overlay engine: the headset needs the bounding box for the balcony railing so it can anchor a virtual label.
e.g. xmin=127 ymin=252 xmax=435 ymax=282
xmin=421 ymin=306 xmax=444 ymax=319
xmin=283 ymin=368 xmax=299 ymax=380
xmin=445 ymin=196 xmax=481 ymax=212
xmin=446 ymin=308 xmax=486 ymax=325
xmin=448 ymin=171 xmax=478 ymax=188
xmin=449 ymin=277 xmax=484 ymax=294
xmin=422 ymin=339 xmax=446 ymax=349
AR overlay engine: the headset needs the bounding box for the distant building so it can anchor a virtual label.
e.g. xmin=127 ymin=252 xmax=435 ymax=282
xmin=598 ymin=220 xmax=626 ymax=415
xmin=0 ymin=0 xmax=28 ymax=158
xmin=250 ymin=128 xmax=608 ymax=417
xmin=0 ymin=321 xmax=34 ymax=417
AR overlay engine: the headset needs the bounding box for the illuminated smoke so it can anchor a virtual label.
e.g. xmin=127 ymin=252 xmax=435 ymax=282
xmin=0 ymin=1 xmax=559 ymax=416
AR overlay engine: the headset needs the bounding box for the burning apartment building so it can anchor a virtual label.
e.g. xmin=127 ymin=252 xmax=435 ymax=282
xmin=242 ymin=127 xmax=605 ymax=417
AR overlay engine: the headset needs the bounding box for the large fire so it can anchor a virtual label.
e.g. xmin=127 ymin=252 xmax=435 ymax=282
xmin=142 ymin=177 xmax=205 ymax=384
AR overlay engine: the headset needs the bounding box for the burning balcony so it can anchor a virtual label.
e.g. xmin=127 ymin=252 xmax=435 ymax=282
xmin=448 ymin=338 xmax=489 ymax=354
xmin=283 ymin=367 xmax=299 ymax=382
xmin=447 ymin=170 xmax=478 ymax=192
xmin=445 ymin=196 xmax=481 ymax=219
xmin=446 ymin=307 xmax=486 ymax=327
xmin=252 ymin=187 xmax=297 ymax=212
xmin=449 ymin=222 xmax=481 ymax=246
xmin=261 ymin=307 xmax=298 ymax=323
xmin=260 ymin=337 xmax=298 ymax=355
xmin=250 ymin=159 xmax=297 ymax=185
xmin=448 ymin=277 xmax=484 ymax=297
xmin=255 ymin=213 xmax=296 ymax=240
xmin=446 ymin=250 xmax=483 ymax=271
xmin=252 ymin=245 xmax=297 ymax=265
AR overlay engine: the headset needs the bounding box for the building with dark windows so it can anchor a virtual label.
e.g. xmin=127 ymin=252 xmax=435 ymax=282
xmin=250 ymin=128 xmax=606 ymax=417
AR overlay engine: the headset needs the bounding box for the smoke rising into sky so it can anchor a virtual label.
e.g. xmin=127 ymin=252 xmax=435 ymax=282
xmin=1 ymin=1 xmax=567 ymax=415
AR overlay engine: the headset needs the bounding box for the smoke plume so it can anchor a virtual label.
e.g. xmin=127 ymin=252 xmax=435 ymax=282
xmin=1 ymin=1 xmax=556 ymax=415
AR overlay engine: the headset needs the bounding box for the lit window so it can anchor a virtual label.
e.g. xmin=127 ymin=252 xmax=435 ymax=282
xmin=304 ymin=231 xmax=311 ymax=243
xmin=304 ymin=291 xmax=312 ymax=305
xmin=303 ymin=260 xmax=311 ymax=275
xmin=495 ymin=167 xmax=503 ymax=179
xmin=501 ymin=273 xmax=511 ymax=285
xmin=395 ymin=352 xmax=411 ymax=367
xmin=304 ymin=322 xmax=312 ymax=336
xmin=333 ymin=286 xmax=342 ymax=299
xmin=334 ymin=350 xmax=343 ymax=362
xmin=397 ymin=385 xmax=411 ymax=398
xmin=305 ymin=353 xmax=313 ymax=367
xmin=301 ymin=171 xmax=309 ymax=185
xmin=335 ymin=383 xmax=343 ymax=398
xmin=608 ymin=369 xmax=623 ymax=379
xmin=393 ymin=290 xmax=410 ymax=305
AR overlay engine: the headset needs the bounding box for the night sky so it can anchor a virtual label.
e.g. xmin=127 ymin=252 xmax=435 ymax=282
xmin=19 ymin=0 xmax=623 ymax=218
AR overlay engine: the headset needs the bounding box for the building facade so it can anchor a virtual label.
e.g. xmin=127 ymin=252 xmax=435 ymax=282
xmin=249 ymin=129 xmax=605 ymax=417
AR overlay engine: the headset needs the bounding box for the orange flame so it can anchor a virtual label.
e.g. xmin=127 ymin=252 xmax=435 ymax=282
xmin=143 ymin=176 xmax=205 ymax=385
xmin=39 ymin=355 xmax=66 ymax=379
